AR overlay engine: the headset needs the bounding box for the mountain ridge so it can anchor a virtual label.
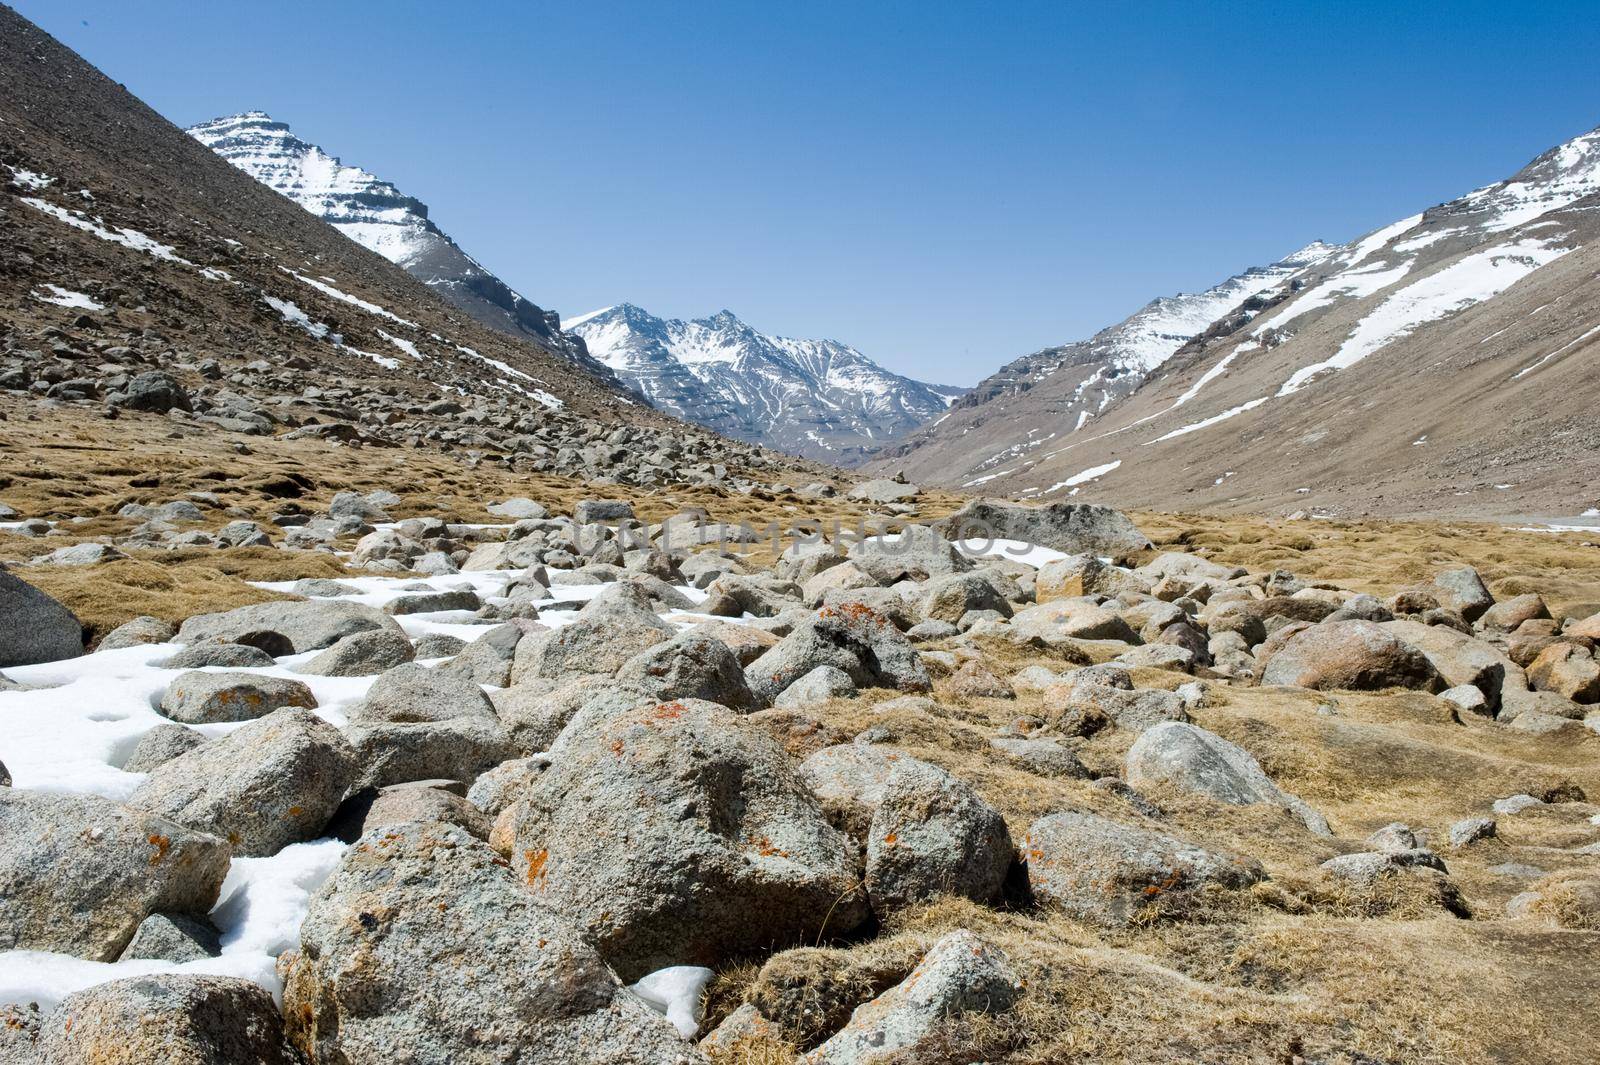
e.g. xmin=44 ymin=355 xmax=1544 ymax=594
xmin=871 ymin=123 xmax=1600 ymax=519
xmin=567 ymin=302 xmax=964 ymax=463
xmin=187 ymin=111 xmax=617 ymax=383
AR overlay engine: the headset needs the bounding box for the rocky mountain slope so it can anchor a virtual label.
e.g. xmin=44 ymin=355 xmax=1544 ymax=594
xmin=875 ymin=126 xmax=1600 ymax=519
xmin=567 ymin=303 xmax=964 ymax=463
xmin=0 ymin=6 xmax=821 ymax=490
xmin=187 ymin=111 xmax=613 ymax=379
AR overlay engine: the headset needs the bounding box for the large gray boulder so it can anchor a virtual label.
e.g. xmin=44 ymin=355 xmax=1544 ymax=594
xmin=443 ymin=621 xmax=535 ymax=686
xmin=159 ymin=670 xmax=317 ymax=724
xmin=129 ymin=707 xmax=358 ymax=855
xmin=98 ymin=615 xmax=177 ymax=651
xmin=1258 ymin=620 xmax=1444 ymax=693
xmin=847 ymin=526 xmax=972 ymax=584
xmin=298 ymin=627 xmax=416 ymax=677
xmin=30 ymin=975 xmax=301 ymax=1064
xmin=0 ymin=790 xmax=230 ymax=961
xmin=865 ymin=759 xmax=1014 ymax=916
xmin=281 ymin=821 xmax=704 ymax=1064
xmin=1013 ymin=599 xmax=1140 ymax=645
xmin=614 ymin=629 xmax=760 ymax=710
xmin=800 ymin=744 xmax=921 ymax=835
xmin=918 ymin=571 xmax=1012 ymax=625
xmin=939 ymin=499 xmax=1150 ymax=556
xmin=1024 ymin=810 xmax=1263 ymax=926
xmin=1378 ymin=619 xmax=1517 ymax=711
xmin=510 ymin=583 xmax=674 ymax=681
xmin=745 ymin=605 xmax=931 ymax=704
xmin=1125 ymin=722 xmax=1331 ymax=836
xmin=176 ymin=600 xmax=404 ymax=654
xmin=506 ymin=698 xmax=866 ymax=981
xmin=344 ymin=663 xmax=511 ymax=786
xmin=802 ymin=930 xmax=1021 ymax=1065
xmin=0 ymin=569 xmax=84 ymax=668
xmin=120 ymin=723 xmax=207 ymax=773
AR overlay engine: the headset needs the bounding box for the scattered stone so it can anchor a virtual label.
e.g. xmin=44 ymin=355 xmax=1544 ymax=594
xmin=1259 ymin=620 xmax=1444 ymax=693
xmin=299 ymin=627 xmax=416 ymax=677
xmin=33 ymin=975 xmax=301 ymax=1063
xmin=0 ymin=568 xmax=84 ymax=668
xmin=98 ymin=615 xmax=176 ymax=650
xmin=155 ymin=640 xmax=278 ymax=669
xmin=1449 ymin=817 xmax=1497 ymax=848
xmin=129 ymin=707 xmax=358 ymax=856
xmin=0 ymin=790 xmax=229 ymax=961
xmin=121 ymin=723 xmax=207 ymax=773
xmin=159 ymin=670 xmax=316 ymax=724
xmin=745 ymin=603 xmax=931 ymax=704
xmin=344 ymin=662 xmax=511 ymax=787
xmin=507 ymin=698 xmax=865 ymax=980
xmin=864 ymin=758 xmax=1013 ymax=916
xmin=774 ymin=664 xmax=858 ymax=708
xmin=280 ymin=820 xmax=701 ymax=1063
xmin=615 ymin=628 xmax=760 ymax=710
xmin=940 ymin=498 xmax=1150 ymax=555
xmin=1126 ymin=722 xmax=1331 ymax=835
xmin=1024 ymin=809 xmax=1263 ymax=925
xmin=801 ymin=930 xmax=1021 ymax=1065
xmin=177 ymin=599 xmax=404 ymax=654
xmin=117 ymin=912 xmax=221 ymax=962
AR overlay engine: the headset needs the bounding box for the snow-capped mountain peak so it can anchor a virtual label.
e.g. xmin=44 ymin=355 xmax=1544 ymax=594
xmin=187 ymin=112 xmax=606 ymax=374
xmin=565 ymin=305 xmax=963 ymax=462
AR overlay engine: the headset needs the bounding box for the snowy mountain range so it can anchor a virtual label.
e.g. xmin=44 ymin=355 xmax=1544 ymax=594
xmin=186 ymin=112 xmax=611 ymax=379
xmin=875 ymin=123 xmax=1600 ymax=518
xmin=566 ymin=304 xmax=965 ymax=462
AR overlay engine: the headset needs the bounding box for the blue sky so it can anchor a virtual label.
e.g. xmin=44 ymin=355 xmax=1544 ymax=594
xmin=15 ymin=1 xmax=1600 ymax=385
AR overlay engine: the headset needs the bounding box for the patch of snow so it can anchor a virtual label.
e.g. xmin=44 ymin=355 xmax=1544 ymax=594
xmin=262 ymin=295 xmax=330 ymax=340
xmin=1044 ymin=460 xmax=1122 ymax=493
xmin=0 ymin=839 xmax=346 ymax=1012
xmin=282 ymin=268 xmax=417 ymax=327
xmin=1150 ymin=398 xmax=1269 ymax=442
xmin=7 ymin=165 xmax=54 ymax=190
xmin=1512 ymin=323 xmax=1600 ymax=380
xmin=378 ymin=328 xmax=423 ymax=361
xmin=22 ymin=198 xmax=192 ymax=264
xmin=627 ymin=966 xmax=714 ymax=1038
xmin=32 ymin=285 xmax=103 ymax=311
xmin=1278 ymin=238 xmax=1570 ymax=396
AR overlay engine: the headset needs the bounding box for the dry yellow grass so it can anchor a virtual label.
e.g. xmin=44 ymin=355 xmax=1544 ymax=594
xmin=5 ymin=402 xmax=1600 ymax=1063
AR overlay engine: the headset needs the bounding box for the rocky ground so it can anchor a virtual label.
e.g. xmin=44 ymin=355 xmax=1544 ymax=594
xmin=2 ymin=409 xmax=1599 ymax=1063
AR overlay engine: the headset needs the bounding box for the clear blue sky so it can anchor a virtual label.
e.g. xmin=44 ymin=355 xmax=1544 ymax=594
xmin=14 ymin=1 xmax=1600 ymax=385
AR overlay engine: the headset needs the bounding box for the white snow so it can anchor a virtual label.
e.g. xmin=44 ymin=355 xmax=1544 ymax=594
xmin=283 ymin=268 xmax=417 ymax=327
xmin=1512 ymin=323 xmax=1600 ymax=380
xmin=627 ymin=966 xmax=714 ymax=1038
xmin=1150 ymin=398 xmax=1270 ymax=442
xmin=32 ymin=284 xmax=103 ymax=311
xmin=1342 ymin=213 xmax=1424 ymax=269
xmin=562 ymin=306 xmax=615 ymax=330
xmin=1044 ymin=460 xmax=1122 ymax=494
xmin=1168 ymin=339 xmax=1258 ymax=411
xmin=22 ymin=198 xmax=193 ymax=265
xmin=7 ymin=165 xmax=54 ymax=190
xmin=1278 ymin=237 xmax=1570 ymax=396
xmin=378 ymin=328 xmax=424 ymax=361
xmin=263 ymin=295 xmax=330 ymax=340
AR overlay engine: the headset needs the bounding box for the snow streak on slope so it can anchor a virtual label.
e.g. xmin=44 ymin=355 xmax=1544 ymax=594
xmin=1277 ymin=237 xmax=1571 ymax=395
xmin=567 ymin=304 xmax=963 ymax=462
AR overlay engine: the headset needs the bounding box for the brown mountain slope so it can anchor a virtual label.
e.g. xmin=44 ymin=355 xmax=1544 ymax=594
xmin=0 ymin=4 xmax=828 ymax=489
xmin=873 ymin=126 xmax=1600 ymax=521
